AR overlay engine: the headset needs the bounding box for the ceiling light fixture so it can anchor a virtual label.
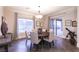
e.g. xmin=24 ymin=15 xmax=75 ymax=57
xmin=35 ymin=6 xmax=43 ymax=19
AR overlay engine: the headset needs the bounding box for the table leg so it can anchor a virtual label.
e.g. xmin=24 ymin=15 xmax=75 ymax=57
xmin=41 ymin=37 xmax=44 ymax=49
xmin=4 ymin=44 xmax=8 ymax=52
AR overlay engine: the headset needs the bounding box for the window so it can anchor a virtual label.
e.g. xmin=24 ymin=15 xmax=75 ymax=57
xmin=17 ymin=18 xmax=33 ymax=34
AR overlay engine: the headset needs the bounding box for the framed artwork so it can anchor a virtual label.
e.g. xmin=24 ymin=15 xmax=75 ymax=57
xmin=72 ymin=21 xmax=77 ymax=27
xmin=40 ymin=22 xmax=43 ymax=27
xmin=65 ymin=20 xmax=71 ymax=26
xmin=36 ymin=21 xmax=40 ymax=27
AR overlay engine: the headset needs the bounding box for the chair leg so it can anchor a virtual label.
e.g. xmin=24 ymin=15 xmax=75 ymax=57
xmin=26 ymin=40 xmax=27 ymax=45
xmin=52 ymin=41 xmax=55 ymax=47
xmin=4 ymin=44 xmax=8 ymax=52
xmin=35 ymin=44 xmax=39 ymax=51
xmin=49 ymin=43 xmax=51 ymax=48
xmin=49 ymin=41 xmax=55 ymax=48
xmin=44 ymin=41 xmax=48 ymax=48
xmin=30 ymin=43 xmax=33 ymax=51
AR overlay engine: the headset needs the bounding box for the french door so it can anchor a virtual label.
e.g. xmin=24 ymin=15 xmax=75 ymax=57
xmin=49 ymin=18 xmax=63 ymax=37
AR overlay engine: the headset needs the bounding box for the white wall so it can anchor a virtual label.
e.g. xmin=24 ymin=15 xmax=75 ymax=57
xmin=42 ymin=16 xmax=49 ymax=29
xmin=77 ymin=7 xmax=79 ymax=47
xmin=0 ymin=7 xmax=3 ymax=36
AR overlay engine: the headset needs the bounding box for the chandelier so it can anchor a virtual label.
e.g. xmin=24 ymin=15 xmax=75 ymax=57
xmin=35 ymin=6 xmax=43 ymax=19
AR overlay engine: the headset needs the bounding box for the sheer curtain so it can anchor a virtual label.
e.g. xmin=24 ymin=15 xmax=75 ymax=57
xmin=14 ymin=13 xmax=18 ymax=39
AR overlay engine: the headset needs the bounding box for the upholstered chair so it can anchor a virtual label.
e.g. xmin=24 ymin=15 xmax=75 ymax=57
xmin=44 ymin=29 xmax=54 ymax=48
xmin=30 ymin=32 xmax=41 ymax=50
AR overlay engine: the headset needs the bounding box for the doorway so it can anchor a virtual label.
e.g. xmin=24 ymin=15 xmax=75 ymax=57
xmin=49 ymin=18 xmax=63 ymax=37
xmin=56 ymin=19 xmax=63 ymax=36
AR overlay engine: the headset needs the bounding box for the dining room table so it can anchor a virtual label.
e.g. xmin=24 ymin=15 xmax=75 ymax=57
xmin=38 ymin=32 xmax=49 ymax=48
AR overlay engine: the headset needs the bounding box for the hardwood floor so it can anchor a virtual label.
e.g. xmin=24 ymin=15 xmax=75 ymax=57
xmin=0 ymin=37 xmax=79 ymax=52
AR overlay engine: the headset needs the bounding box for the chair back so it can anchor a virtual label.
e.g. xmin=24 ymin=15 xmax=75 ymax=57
xmin=49 ymin=29 xmax=54 ymax=42
xmin=25 ymin=31 xmax=28 ymax=38
xmin=42 ymin=29 xmax=46 ymax=32
xmin=30 ymin=32 xmax=39 ymax=44
xmin=32 ymin=29 xmax=37 ymax=32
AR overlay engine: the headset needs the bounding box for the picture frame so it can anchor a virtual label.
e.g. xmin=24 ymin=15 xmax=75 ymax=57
xmin=40 ymin=22 xmax=43 ymax=27
xmin=36 ymin=21 xmax=40 ymax=27
xmin=65 ymin=20 xmax=71 ymax=26
xmin=72 ymin=21 xmax=77 ymax=27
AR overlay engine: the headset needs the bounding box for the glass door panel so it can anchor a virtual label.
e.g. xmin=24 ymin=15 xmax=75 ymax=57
xmin=49 ymin=18 xmax=63 ymax=37
xmin=56 ymin=20 xmax=63 ymax=36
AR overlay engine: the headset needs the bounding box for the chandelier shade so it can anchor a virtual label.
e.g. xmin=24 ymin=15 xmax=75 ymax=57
xmin=35 ymin=14 xmax=43 ymax=19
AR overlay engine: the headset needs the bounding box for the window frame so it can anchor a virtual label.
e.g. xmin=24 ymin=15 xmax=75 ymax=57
xmin=17 ymin=17 xmax=34 ymax=34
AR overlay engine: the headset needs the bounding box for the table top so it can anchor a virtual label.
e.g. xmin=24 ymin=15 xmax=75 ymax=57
xmin=38 ymin=32 xmax=49 ymax=37
xmin=0 ymin=36 xmax=11 ymax=45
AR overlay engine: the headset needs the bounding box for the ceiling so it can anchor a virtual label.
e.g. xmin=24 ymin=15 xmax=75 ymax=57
xmin=5 ymin=0 xmax=72 ymax=15
xmin=8 ymin=6 xmax=71 ymax=16
xmin=14 ymin=6 xmax=65 ymax=14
